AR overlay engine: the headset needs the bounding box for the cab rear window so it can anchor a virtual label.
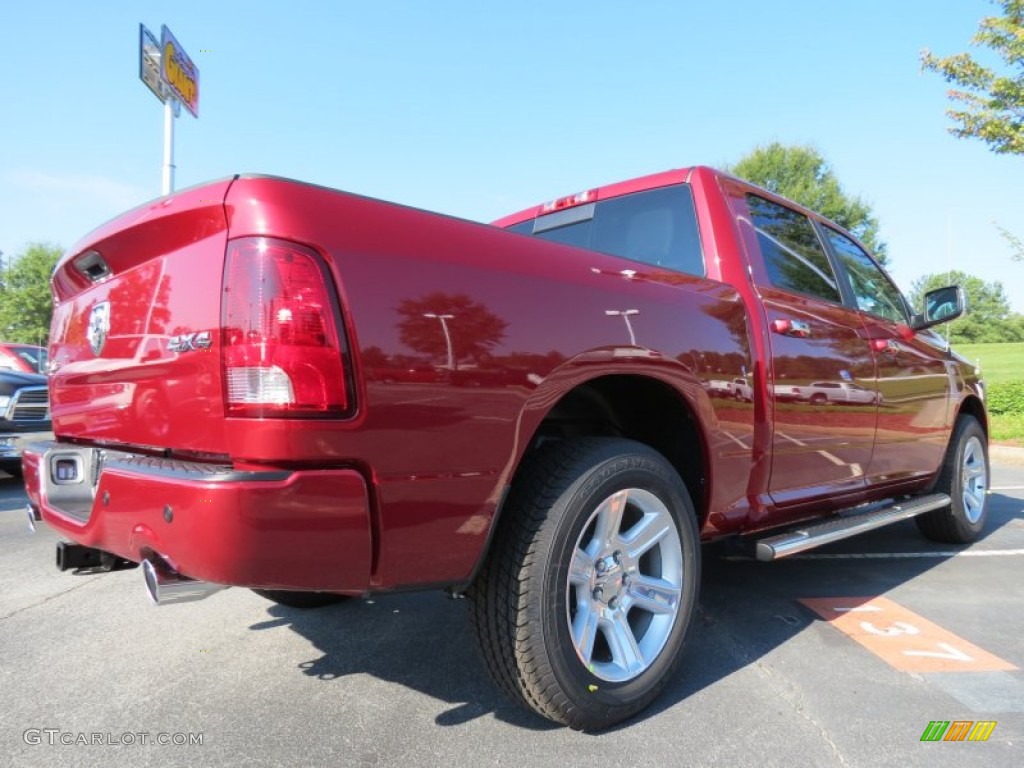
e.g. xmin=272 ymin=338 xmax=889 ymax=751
xmin=507 ymin=184 xmax=704 ymax=277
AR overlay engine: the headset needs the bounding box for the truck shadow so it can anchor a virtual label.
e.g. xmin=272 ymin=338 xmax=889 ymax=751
xmin=250 ymin=591 xmax=556 ymax=731
xmin=254 ymin=489 xmax=1021 ymax=732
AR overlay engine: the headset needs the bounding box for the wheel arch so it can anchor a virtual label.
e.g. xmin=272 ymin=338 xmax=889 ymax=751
xmin=463 ymin=371 xmax=712 ymax=592
xmin=521 ymin=373 xmax=709 ymax=516
xmin=957 ymin=394 xmax=988 ymax=437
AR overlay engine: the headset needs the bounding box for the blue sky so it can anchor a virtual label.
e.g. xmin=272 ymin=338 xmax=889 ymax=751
xmin=2 ymin=1 xmax=1022 ymax=311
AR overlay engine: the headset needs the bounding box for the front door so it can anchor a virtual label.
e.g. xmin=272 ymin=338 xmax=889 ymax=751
xmin=821 ymin=226 xmax=950 ymax=485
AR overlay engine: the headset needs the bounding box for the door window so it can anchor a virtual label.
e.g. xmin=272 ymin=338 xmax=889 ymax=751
xmin=824 ymin=228 xmax=908 ymax=324
xmin=746 ymin=195 xmax=841 ymax=304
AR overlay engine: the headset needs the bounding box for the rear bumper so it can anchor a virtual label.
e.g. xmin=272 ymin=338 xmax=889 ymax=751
xmin=22 ymin=441 xmax=373 ymax=592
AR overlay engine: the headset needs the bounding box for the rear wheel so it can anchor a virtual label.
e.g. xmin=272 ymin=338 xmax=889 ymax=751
xmin=916 ymin=415 xmax=989 ymax=544
xmin=468 ymin=438 xmax=700 ymax=731
xmin=252 ymin=590 xmax=349 ymax=609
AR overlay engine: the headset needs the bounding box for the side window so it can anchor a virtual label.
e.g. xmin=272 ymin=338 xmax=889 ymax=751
xmin=506 ymin=221 xmax=534 ymax=235
xmin=747 ymin=195 xmax=842 ymax=304
xmin=824 ymin=227 xmax=908 ymax=324
xmin=533 ymin=220 xmax=591 ymax=248
xmin=506 ymin=184 xmax=705 ymax=277
xmin=517 ymin=203 xmax=594 ymax=248
xmin=592 ymin=185 xmax=704 ymax=276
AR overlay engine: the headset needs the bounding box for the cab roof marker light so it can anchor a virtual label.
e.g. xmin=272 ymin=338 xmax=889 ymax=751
xmin=541 ymin=188 xmax=599 ymax=213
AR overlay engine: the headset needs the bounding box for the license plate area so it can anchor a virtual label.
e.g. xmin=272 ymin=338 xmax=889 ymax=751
xmin=44 ymin=446 xmax=129 ymax=522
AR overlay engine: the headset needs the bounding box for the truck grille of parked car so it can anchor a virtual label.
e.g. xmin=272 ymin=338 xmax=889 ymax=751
xmin=8 ymin=387 xmax=49 ymax=421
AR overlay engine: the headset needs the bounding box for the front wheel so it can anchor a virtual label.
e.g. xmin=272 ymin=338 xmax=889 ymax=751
xmin=468 ymin=438 xmax=700 ymax=730
xmin=916 ymin=415 xmax=989 ymax=544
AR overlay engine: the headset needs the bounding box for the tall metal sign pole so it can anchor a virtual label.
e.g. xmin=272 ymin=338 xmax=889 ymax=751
xmin=163 ymin=94 xmax=176 ymax=195
xmin=139 ymin=24 xmax=200 ymax=196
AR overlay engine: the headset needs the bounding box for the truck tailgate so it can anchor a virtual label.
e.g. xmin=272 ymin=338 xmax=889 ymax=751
xmin=48 ymin=179 xmax=234 ymax=456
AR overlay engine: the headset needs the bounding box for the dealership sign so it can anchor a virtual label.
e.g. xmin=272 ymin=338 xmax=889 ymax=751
xmin=160 ymin=25 xmax=199 ymax=117
xmin=138 ymin=23 xmax=199 ymax=118
xmin=138 ymin=25 xmax=169 ymax=105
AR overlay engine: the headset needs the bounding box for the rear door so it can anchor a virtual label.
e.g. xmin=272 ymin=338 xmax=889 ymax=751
xmin=742 ymin=194 xmax=879 ymax=508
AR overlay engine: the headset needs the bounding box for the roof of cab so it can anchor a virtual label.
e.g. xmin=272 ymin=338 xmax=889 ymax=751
xmin=491 ymin=167 xmax=696 ymax=228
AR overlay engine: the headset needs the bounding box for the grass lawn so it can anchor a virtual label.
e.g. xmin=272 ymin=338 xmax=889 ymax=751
xmin=952 ymin=342 xmax=1024 ymax=444
xmin=953 ymin=342 xmax=1024 ymax=385
xmin=990 ymin=413 xmax=1024 ymax=445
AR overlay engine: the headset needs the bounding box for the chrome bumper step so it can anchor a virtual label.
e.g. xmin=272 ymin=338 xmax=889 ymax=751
xmin=755 ymin=493 xmax=951 ymax=561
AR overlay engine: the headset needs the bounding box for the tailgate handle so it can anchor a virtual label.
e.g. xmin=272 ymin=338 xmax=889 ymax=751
xmin=772 ymin=319 xmax=812 ymax=338
xmin=74 ymin=251 xmax=111 ymax=282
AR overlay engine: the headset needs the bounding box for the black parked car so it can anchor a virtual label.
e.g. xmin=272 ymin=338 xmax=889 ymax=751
xmin=0 ymin=370 xmax=51 ymax=478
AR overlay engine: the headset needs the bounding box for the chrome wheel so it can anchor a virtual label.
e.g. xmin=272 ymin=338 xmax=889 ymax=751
xmin=469 ymin=438 xmax=699 ymax=729
xmin=567 ymin=487 xmax=683 ymax=683
xmin=960 ymin=435 xmax=987 ymax=524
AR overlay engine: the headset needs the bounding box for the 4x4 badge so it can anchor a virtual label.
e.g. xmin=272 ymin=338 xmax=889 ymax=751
xmin=87 ymin=301 xmax=110 ymax=356
xmin=168 ymin=331 xmax=213 ymax=352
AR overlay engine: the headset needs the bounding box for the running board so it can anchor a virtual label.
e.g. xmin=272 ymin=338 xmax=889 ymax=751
xmin=755 ymin=494 xmax=951 ymax=561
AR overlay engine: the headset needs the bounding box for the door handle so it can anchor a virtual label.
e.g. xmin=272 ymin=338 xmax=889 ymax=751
xmin=871 ymin=339 xmax=902 ymax=354
xmin=772 ymin=319 xmax=812 ymax=338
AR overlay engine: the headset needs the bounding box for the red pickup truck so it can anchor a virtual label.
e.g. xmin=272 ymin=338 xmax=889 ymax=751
xmin=23 ymin=166 xmax=987 ymax=730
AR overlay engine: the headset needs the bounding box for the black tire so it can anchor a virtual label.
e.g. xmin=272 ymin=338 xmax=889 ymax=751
xmin=810 ymin=393 xmax=827 ymax=405
xmin=252 ymin=590 xmax=350 ymax=609
xmin=468 ymin=438 xmax=700 ymax=731
xmin=916 ymin=415 xmax=989 ymax=544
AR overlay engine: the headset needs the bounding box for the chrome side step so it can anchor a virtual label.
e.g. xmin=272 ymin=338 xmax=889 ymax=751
xmin=755 ymin=494 xmax=951 ymax=561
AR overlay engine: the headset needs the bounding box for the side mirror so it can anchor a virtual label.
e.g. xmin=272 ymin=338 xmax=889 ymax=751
xmin=913 ymin=285 xmax=966 ymax=330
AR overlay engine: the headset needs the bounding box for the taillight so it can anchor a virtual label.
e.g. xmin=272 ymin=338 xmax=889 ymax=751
xmin=221 ymin=237 xmax=350 ymax=417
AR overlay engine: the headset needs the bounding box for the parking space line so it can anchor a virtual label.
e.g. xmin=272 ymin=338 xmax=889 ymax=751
xmin=800 ymin=596 xmax=1017 ymax=673
xmin=720 ymin=431 xmax=749 ymax=450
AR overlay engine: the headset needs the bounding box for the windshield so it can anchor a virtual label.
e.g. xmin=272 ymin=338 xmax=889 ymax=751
xmin=9 ymin=345 xmax=48 ymax=373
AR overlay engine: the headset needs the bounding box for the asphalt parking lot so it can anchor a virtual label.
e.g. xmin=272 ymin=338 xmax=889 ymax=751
xmin=1 ymin=464 xmax=1021 ymax=768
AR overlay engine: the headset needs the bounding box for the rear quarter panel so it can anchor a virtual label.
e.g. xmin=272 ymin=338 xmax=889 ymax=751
xmin=226 ymin=177 xmax=758 ymax=588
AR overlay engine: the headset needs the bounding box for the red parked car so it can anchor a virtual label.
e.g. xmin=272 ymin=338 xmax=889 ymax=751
xmin=0 ymin=343 xmax=48 ymax=374
xmin=23 ymin=167 xmax=986 ymax=730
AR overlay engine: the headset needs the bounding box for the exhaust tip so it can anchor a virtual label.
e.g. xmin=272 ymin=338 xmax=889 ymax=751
xmin=26 ymin=504 xmax=40 ymax=533
xmin=143 ymin=557 xmax=226 ymax=606
xmin=142 ymin=559 xmax=160 ymax=604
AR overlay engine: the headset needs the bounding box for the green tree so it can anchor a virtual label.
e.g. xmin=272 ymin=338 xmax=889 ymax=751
xmin=728 ymin=142 xmax=888 ymax=264
xmin=0 ymin=243 xmax=61 ymax=345
xmin=923 ymin=3 xmax=1024 ymax=266
xmin=910 ymin=269 xmax=1024 ymax=343
xmin=396 ymin=292 xmax=508 ymax=368
xmin=996 ymin=224 xmax=1024 ymax=261
xmin=922 ymin=0 xmax=1024 ymax=155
